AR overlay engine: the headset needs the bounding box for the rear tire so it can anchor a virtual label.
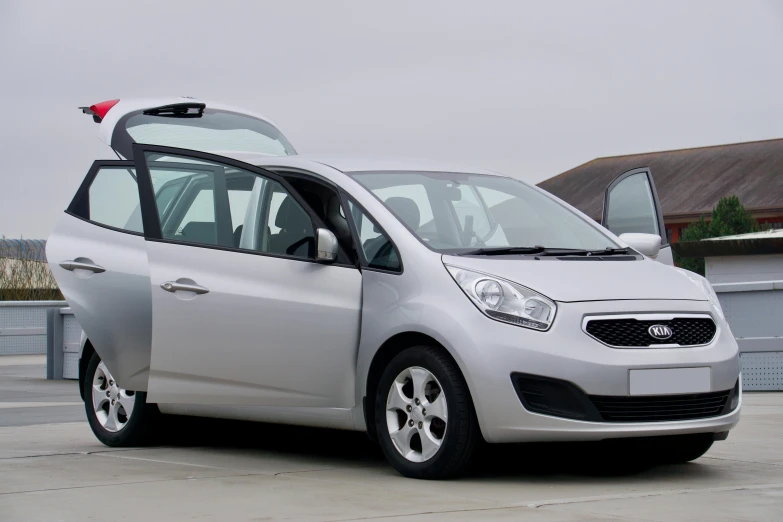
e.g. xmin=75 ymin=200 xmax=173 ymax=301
xmin=375 ymin=345 xmax=480 ymax=479
xmin=83 ymin=351 xmax=158 ymax=447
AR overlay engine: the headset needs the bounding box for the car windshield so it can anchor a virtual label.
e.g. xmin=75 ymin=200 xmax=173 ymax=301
xmin=123 ymin=109 xmax=296 ymax=157
xmin=348 ymin=171 xmax=619 ymax=254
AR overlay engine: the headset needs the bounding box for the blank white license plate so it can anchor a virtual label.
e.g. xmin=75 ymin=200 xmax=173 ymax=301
xmin=629 ymin=368 xmax=711 ymax=396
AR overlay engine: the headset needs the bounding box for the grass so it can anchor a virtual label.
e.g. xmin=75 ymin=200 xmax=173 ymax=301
xmin=0 ymin=239 xmax=63 ymax=301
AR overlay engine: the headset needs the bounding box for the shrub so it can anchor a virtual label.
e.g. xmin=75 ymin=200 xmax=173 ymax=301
xmin=0 ymin=239 xmax=63 ymax=301
xmin=675 ymin=196 xmax=758 ymax=275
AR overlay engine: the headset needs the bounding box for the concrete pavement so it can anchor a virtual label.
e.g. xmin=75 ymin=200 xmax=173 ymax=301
xmin=1 ymin=355 xmax=781 ymax=521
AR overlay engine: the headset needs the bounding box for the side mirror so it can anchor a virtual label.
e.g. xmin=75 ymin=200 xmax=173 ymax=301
xmin=315 ymin=228 xmax=338 ymax=263
xmin=619 ymin=233 xmax=661 ymax=258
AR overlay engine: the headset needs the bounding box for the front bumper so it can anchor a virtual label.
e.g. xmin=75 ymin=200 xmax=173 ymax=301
xmin=456 ymin=299 xmax=742 ymax=443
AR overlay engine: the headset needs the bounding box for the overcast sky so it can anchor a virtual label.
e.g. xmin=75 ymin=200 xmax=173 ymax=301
xmin=1 ymin=1 xmax=782 ymax=238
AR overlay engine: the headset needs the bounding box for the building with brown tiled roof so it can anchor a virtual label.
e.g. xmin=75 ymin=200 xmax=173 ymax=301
xmin=537 ymin=138 xmax=783 ymax=243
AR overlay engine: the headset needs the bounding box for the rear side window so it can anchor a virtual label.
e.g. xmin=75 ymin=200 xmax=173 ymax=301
xmin=68 ymin=166 xmax=144 ymax=234
xmin=145 ymin=152 xmax=315 ymax=259
xmin=147 ymin=161 xmax=233 ymax=247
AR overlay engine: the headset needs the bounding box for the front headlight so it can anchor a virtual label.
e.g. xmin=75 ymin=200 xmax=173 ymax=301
xmin=445 ymin=264 xmax=556 ymax=331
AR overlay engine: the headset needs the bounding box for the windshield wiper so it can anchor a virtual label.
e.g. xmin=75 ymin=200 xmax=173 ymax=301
xmin=143 ymin=102 xmax=206 ymax=118
xmin=566 ymin=247 xmax=630 ymax=256
xmin=458 ymin=246 xmax=630 ymax=257
xmin=457 ymin=246 xmax=548 ymax=256
xmin=541 ymin=247 xmax=631 ymax=257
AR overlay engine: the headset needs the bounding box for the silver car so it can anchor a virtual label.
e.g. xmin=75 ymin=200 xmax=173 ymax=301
xmin=48 ymin=99 xmax=740 ymax=478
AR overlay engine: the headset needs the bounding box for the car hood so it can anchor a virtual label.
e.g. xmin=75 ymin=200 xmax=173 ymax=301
xmin=441 ymin=255 xmax=708 ymax=303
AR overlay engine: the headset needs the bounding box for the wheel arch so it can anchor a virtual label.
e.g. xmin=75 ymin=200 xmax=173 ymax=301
xmin=363 ymin=331 xmax=473 ymax=442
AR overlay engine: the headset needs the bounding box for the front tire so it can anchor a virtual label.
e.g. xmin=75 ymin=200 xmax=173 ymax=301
xmin=84 ymin=352 xmax=158 ymax=447
xmin=375 ymin=345 xmax=480 ymax=479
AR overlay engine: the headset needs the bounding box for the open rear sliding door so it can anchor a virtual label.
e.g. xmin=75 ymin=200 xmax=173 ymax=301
xmin=602 ymin=167 xmax=673 ymax=265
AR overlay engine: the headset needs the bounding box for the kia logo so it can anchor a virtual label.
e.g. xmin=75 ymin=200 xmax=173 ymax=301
xmin=648 ymin=325 xmax=673 ymax=340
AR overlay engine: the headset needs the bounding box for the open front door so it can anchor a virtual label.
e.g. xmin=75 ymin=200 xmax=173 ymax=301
xmin=602 ymin=167 xmax=673 ymax=265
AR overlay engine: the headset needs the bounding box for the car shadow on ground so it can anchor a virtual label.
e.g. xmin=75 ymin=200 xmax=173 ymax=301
xmin=158 ymin=415 xmax=713 ymax=480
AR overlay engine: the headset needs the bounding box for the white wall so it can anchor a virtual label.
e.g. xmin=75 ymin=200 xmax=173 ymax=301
xmin=705 ymin=254 xmax=783 ymax=284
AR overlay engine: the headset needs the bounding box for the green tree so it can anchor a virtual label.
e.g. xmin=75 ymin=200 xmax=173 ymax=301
xmin=707 ymin=195 xmax=757 ymax=238
xmin=675 ymin=196 xmax=758 ymax=275
xmin=676 ymin=217 xmax=709 ymax=275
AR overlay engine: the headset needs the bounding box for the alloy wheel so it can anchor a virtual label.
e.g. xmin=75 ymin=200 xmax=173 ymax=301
xmin=92 ymin=361 xmax=135 ymax=433
xmin=386 ymin=366 xmax=448 ymax=463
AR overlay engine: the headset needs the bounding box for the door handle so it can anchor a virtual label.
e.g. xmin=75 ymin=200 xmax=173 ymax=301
xmin=160 ymin=281 xmax=210 ymax=295
xmin=59 ymin=260 xmax=106 ymax=273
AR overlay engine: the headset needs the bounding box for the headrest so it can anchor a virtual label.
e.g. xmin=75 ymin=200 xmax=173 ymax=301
xmin=302 ymin=192 xmax=324 ymax=215
xmin=181 ymin=221 xmax=217 ymax=244
xmin=275 ymin=197 xmax=311 ymax=231
xmin=326 ymin=195 xmax=342 ymax=218
xmin=385 ymin=197 xmax=420 ymax=230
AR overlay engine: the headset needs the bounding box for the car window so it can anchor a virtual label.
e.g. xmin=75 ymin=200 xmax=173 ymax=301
xmin=145 ymin=152 xmax=314 ymax=258
xmin=263 ymin=185 xmax=315 ymax=259
xmin=350 ymin=171 xmax=618 ymax=253
xmin=73 ymin=166 xmax=144 ymax=234
xmin=123 ymin=109 xmax=296 ymax=157
xmin=228 ymin=189 xmax=251 ymax=231
xmin=452 ymin=184 xmax=492 ymax=245
xmin=267 ymin=191 xmax=288 ymax=235
xmin=374 ymin=184 xmax=434 ymax=233
xmin=154 ymin=180 xmax=185 ymax=217
xmin=176 ymin=187 xmax=217 ymax=244
xmin=605 ymin=172 xmax=660 ymax=236
xmin=347 ymin=201 xmax=401 ymax=272
xmin=149 ymin=165 xmax=221 ymax=246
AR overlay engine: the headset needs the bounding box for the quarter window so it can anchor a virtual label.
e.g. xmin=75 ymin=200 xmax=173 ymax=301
xmin=71 ymin=166 xmax=144 ymax=234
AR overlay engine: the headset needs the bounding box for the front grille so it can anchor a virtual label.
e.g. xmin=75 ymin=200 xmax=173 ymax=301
xmin=585 ymin=317 xmax=716 ymax=347
xmin=512 ymin=373 xmax=740 ymax=423
xmin=589 ymin=390 xmax=731 ymax=422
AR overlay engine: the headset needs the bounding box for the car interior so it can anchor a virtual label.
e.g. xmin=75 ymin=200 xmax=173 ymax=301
xmin=148 ymin=164 xmax=368 ymax=264
xmin=285 ymin=176 xmax=357 ymax=261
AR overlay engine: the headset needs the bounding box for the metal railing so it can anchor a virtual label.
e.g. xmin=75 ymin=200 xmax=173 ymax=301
xmin=46 ymin=307 xmax=80 ymax=380
xmin=0 ymin=300 xmax=67 ymax=356
xmin=714 ymin=280 xmax=783 ymax=391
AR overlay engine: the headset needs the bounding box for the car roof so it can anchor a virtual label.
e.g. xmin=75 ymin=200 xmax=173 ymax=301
xmin=226 ymin=153 xmax=507 ymax=177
